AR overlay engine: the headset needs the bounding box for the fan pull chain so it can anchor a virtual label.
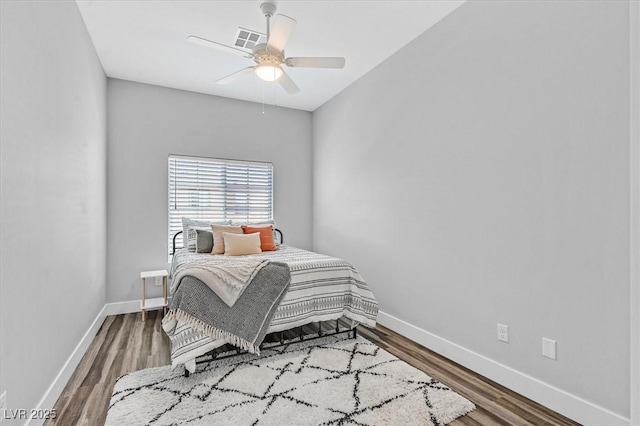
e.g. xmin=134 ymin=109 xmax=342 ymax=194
xmin=262 ymin=80 xmax=265 ymax=114
xmin=273 ymin=80 xmax=277 ymax=107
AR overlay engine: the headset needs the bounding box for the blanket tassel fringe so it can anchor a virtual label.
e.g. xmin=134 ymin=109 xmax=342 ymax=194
xmin=165 ymin=308 xmax=261 ymax=356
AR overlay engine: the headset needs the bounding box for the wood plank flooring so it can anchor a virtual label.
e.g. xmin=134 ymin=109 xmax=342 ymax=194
xmin=356 ymin=326 xmax=579 ymax=426
xmin=46 ymin=311 xmax=579 ymax=425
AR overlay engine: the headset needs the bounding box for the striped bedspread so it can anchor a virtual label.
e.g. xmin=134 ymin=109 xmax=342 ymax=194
xmin=162 ymin=245 xmax=378 ymax=371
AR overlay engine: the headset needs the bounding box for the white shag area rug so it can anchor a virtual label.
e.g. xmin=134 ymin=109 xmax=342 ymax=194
xmin=106 ymin=335 xmax=475 ymax=426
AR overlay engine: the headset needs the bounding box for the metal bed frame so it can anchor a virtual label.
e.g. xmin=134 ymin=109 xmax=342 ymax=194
xmin=185 ymin=321 xmax=357 ymax=377
xmin=170 ymin=227 xmax=357 ymax=377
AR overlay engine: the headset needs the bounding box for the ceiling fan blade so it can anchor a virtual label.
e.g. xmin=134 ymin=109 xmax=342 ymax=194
xmin=215 ymin=67 xmax=255 ymax=85
xmin=285 ymin=57 xmax=346 ymax=69
xmin=267 ymin=14 xmax=296 ymax=52
xmin=187 ymin=35 xmax=248 ymax=57
xmin=278 ymin=70 xmax=300 ymax=94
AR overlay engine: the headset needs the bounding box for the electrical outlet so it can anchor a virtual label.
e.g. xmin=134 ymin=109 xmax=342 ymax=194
xmin=0 ymin=391 xmax=7 ymax=415
xmin=155 ymin=276 xmax=162 ymax=286
xmin=543 ymin=338 xmax=557 ymax=360
xmin=497 ymin=323 xmax=509 ymax=343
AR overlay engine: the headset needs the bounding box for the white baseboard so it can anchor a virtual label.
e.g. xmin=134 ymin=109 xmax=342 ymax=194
xmin=103 ymin=299 xmax=143 ymax=316
xmin=27 ymin=304 xmax=108 ymax=426
xmin=377 ymin=310 xmax=629 ymax=426
xmin=104 ymin=298 xmax=172 ymax=316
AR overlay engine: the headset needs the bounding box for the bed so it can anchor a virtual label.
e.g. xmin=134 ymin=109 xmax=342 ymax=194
xmin=162 ymin=229 xmax=379 ymax=374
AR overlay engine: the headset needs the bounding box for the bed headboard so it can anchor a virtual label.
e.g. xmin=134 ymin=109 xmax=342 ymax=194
xmin=172 ymin=228 xmax=284 ymax=255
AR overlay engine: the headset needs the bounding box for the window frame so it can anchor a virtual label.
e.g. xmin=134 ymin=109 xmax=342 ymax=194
xmin=168 ymin=154 xmax=274 ymax=258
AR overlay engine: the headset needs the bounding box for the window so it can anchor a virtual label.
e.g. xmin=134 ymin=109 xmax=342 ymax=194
xmin=168 ymin=155 xmax=273 ymax=256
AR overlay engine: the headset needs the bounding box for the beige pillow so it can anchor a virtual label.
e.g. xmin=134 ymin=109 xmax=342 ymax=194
xmin=223 ymin=232 xmax=262 ymax=256
xmin=211 ymin=225 xmax=243 ymax=254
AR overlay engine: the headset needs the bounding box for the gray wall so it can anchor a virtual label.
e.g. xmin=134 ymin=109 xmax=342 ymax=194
xmin=313 ymin=0 xmax=630 ymax=418
xmin=0 ymin=0 xmax=107 ymax=419
xmin=107 ymin=79 xmax=313 ymax=303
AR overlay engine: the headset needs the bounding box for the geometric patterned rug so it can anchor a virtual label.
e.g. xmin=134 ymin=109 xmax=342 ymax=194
xmin=106 ymin=335 xmax=475 ymax=425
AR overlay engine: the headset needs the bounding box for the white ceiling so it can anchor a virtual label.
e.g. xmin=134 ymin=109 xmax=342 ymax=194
xmin=77 ymin=0 xmax=464 ymax=112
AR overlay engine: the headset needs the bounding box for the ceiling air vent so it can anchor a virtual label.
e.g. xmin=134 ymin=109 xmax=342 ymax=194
xmin=234 ymin=27 xmax=267 ymax=52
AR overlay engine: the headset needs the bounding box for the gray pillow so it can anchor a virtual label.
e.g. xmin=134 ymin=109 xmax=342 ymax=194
xmin=185 ymin=226 xmax=209 ymax=251
xmin=195 ymin=229 xmax=214 ymax=253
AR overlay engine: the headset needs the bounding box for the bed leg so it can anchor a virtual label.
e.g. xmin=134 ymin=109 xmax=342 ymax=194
xmin=299 ymin=326 xmax=304 ymax=341
xmin=353 ymin=327 xmax=357 ymax=339
xmin=184 ymin=369 xmax=190 ymax=378
xmin=336 ymin=319 xmax=340 ymax=333
xmin=318 ymin=321 xmax=323 ymax=337
xmin=280 ymin=331 xmax=284 ymax=345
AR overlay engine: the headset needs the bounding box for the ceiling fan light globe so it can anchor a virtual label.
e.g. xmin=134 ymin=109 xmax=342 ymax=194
xmin=255 ymin=64 xmax=283 ymax=82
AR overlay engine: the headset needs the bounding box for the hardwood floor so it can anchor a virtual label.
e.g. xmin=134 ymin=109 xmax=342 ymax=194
xmin=46 ymin=311 xmax=579 ymax=426
xmin=45 ymin=311 xmax=171 ymax=426
xmin=357 ymin=326 xmax=579 ymax=426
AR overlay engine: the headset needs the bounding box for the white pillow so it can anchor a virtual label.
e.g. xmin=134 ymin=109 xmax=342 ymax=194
xmin=223 ymin=232 xmax=262 ymax=256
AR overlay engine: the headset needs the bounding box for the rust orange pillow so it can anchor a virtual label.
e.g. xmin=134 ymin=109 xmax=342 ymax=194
xmin=242 ymin=225 xmax=277 ymax=251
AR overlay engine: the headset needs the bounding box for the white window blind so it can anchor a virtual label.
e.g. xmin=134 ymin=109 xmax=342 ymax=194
xmin=168 ymin=155 xmax=273 ymax=255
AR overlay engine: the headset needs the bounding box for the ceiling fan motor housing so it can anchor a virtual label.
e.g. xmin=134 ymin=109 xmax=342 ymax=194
xmin=252 ymin=43 xmax=284 ymax=65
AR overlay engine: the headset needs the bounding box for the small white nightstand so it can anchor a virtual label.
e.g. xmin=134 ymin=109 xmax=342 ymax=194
xmin=140 ymin=269 xmax=168 ymax=321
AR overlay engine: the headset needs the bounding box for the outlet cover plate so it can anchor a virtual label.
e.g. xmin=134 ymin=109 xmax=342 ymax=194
xmin=543 ymin=337 xmax=557 ymax=360
xmin=497 ymin=323 xmax=509 ymax=343
xmin=155 ymin=276 xmax=162 ymax=286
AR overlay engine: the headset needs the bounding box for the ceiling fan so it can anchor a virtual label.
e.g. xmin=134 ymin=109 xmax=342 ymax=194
xmin=187 ymin=1 xmax=346 ymax=94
